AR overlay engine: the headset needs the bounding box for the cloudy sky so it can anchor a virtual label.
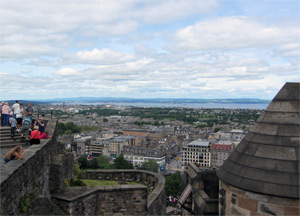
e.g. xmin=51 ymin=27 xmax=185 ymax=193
xmin=1 ymin=0 xmax=299 ymax=100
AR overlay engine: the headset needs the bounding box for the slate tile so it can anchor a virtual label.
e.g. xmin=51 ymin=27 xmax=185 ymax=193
xmin=255 ymin=145 xmax=297 ymax=161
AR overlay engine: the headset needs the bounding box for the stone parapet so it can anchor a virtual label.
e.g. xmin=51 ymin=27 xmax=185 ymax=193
xmin=53 ymin=169 xmax=166 ymax=215
xmin=52 ymin=185 xmax=148 ymax=216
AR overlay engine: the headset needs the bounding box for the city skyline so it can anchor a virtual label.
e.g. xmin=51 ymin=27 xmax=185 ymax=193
xmin=1 ymin=0 xmax=299 ymax=100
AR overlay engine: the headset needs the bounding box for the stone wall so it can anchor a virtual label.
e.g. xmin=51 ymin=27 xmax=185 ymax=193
xmin=52 ymin=169 xmax=166 ymax=215
xmin=49 ymin=152 xmax=74 ymax=194
xmin=0 ymin=119 xmax=71 ymax=215
xmin=219 ymin=180 xmax=300 ymax=215
xmin=53 ymin=185 xmax=147 ymax=216
xmin=181 ymin=164 xmax=219 ymax=215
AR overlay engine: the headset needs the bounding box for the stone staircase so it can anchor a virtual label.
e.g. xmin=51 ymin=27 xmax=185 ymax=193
xmin=0 ymin=126 xmax=27 ymax=149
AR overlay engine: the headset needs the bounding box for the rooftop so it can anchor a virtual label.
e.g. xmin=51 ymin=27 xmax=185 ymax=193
xmin=187 ymin=139 xmax=210 ymax=147
xmin=122 ymin=145 xmax=165 ymax=157
xmin=112 ymin=135 xmax=136 ymax=142
xmin=217 ymin=82 xmax=300 ymax=199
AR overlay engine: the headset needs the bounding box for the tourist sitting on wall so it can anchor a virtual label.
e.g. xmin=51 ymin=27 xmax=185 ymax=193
xmin=35 ymin=117 xmax=45 ymax=133
xmin=20 ymin=114 xmax=32 ymax=145
xmin=39 ymin=131 xmax=51 ymax=139
xmin=29 ymin=126 xmax=41 ymax=145
xmin=3 ymin=145 xmax=25 ymax=164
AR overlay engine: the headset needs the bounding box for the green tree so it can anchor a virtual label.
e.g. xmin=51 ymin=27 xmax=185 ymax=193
xmin=64 ymin=129 xmax=73 ymax=135
xmin=74 ymin=163 xmax=81 ymax=178
xmin=114 ymin=154 xmax=134 ymax=169
xmin=102 ymin=163 xmax=116 ymax=169
xmin=65 ymin=122 xmax=81 ymax=133
xmin=77 ymin=156 xmax=88 ymax=169
xmin=165 ymin=171 xmax=182 ymax=196
xmin=140 ymin=159 xmax=158 ymax=172
xmin=87 ymin=158 xmax=99 ymax=169
xmin=58 ymin=122 xmax=66 ymax=135
xmin=97 ymin=155 xmax=111 ymax=169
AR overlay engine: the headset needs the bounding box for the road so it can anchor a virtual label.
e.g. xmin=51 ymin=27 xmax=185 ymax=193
xmin=167 ymin=152 xmax=182 ymax=170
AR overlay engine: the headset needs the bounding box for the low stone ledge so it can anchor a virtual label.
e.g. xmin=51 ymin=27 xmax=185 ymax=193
xmin=52 ymin=184 xmax=148 ymax=216
xmin=52 ymin=185 xmax=147 ymax=202
xmin=83 ymin=169 xmax=166 ymax=215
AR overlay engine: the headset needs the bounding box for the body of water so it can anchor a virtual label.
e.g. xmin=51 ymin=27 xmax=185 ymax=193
xmin=64 ymin=102 xmax=268 ymax=109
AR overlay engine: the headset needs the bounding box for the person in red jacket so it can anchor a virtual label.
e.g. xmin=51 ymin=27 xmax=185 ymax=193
xmin=30 ymin=126 xmax=41 ymax=145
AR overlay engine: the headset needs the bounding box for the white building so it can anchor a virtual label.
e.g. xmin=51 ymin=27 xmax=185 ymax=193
xmin=182 ymin=139 xmax=211 ymax=168
xmin=229 ymin=129 xmax=245 ymax=141
xmin=122 ymin=146 xmax=166 ymax=167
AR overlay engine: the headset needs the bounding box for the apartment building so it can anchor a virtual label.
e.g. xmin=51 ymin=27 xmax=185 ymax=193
xmin=90 ymin=140 xmax=105 ymax=157
xmin=229 ymin=129 xmax=245 ymax=141
xmin=109 ymin=135 xmax=136 ymax=158
xmin=211 ymin=141 xmax=233 ymax=168
xmin=182 ymin=139 xmax=211 ymax=168
xmin=122 ymin=145 xmax=166 ymax=167
xmin=123 ymin=129 xmax=149 ymax=136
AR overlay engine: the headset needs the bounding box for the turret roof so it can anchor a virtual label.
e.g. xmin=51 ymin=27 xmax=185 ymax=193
xmin=217 ymin=82 xmax=300 ymax=198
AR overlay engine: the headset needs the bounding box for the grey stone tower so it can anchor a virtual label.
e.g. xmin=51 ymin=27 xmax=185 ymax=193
xmin=217 ymin=82 xmax=300 ymax=215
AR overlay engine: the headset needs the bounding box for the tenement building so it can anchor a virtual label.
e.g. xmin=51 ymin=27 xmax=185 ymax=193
xmin=109 ymin=135 xmax=136 ymax=158
xmin=182 ymin=139 xmax=211 ymax=168
xmin=211 ymin=141 xmax=233 ymax=168
xmin=217 ymin=82 xmax=300 ymax=215
xmin=122 ymin=145 xmax=166 ymax=167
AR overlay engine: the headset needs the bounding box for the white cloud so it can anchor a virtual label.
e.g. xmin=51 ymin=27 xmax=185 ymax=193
xmin=0 ymin=33 xmax=66 ymax=61
xmin=54 ymin=68 xmax=81 ymax=76
xmin=0 ymin=0 xmax=219 ymax=60
xmin=133 ymin=0 xmax=219 ymax=24
xmin=21 ymin=69 xmax=32 ymax=73
xmin=272 ymin=43 xmax=300 ymax=58
xmin=170 ymin=16 xmax=300 ymax=51
xmin=0 ymin=1 xmax=299 ymax=100
xmin=72 ymin=48 xmax=135 ymax=65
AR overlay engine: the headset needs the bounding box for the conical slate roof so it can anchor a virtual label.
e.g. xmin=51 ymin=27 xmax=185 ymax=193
xmin=217 ymin=82 xmax=300 ymax=199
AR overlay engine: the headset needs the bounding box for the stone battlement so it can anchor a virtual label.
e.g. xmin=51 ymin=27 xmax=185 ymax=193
xmin=52 ymin=169 xmax=166 ymax=215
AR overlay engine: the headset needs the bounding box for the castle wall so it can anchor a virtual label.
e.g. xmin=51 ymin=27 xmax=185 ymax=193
xmin=53 ymin=185 xmax=147 ymax=216
xmin=181 ymin=164 xmax=219 ymax=215
xmin=52 ymin=169 xmax=166 ymax=215
xmin=219 ymin=180 xmax=300 ymax=216
xmin=0 ymin=119 xmax=70 ymax=215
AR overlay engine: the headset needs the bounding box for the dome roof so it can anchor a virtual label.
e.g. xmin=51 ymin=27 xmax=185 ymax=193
xmin=217 ymin=82 xmax=300 ymax=198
